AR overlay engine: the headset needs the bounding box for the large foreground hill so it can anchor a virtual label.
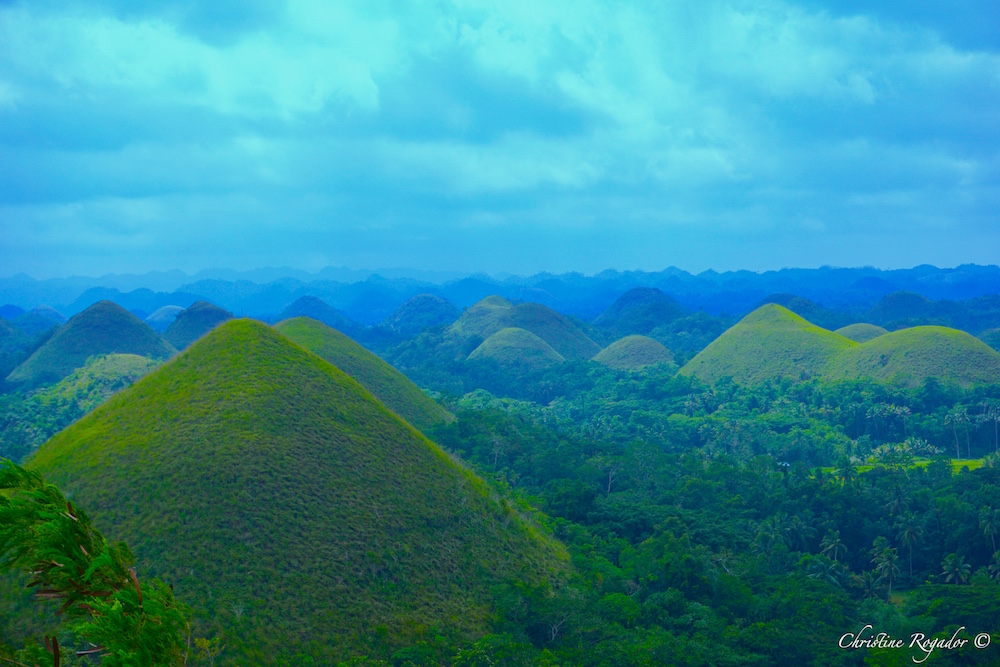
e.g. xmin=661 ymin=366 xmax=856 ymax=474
xmin=23 ymin=320 xmax=566 ymax=664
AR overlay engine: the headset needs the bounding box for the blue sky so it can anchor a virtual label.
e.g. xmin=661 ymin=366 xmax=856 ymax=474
xmin=1 ymin=0 xmax=997 ymax=278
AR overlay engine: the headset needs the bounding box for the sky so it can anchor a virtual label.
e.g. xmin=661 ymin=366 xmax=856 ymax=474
xmin=0 ymin=0 xmax=998 ymax=279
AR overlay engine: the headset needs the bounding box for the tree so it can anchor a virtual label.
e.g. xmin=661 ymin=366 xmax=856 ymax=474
xmin=894 ymin=511 xmax=923 ymax=579
xmin=0 ymin=459 xmax=190 ymax=665
xmin=940 ymin=553 xmax=972 ymax=584
xmin=979 ymin=507 xmax=1000 ymax=553
xmin=820 ymin=530 xmax=847 ymax=563
xmin=873 ymin=547 xmax=901 ymax=598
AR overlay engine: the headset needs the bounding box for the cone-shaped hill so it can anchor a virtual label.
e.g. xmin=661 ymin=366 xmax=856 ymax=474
xmin=594 ymin=287 xmax=687 ymax=335
xmin=449 ymin=296 xmax=599 ymax=360
xmin=144 ymin=305 xmax=185 ymax=332
xmin=679 ymin=304 xmax=856 ymax=385
xmin=383 ymin=294 xmax=460 ymax=336
xmin=593 ymin=335 xmax=674 ymax=370
xmin=835 ymin=323 xmax=889 ymax=343
xmin=468 ymin=327 xmax=565 ymax=370
xmin=274 ymin=317 xmax=453 ymax=431
xmin=26 ymin=320 xmax=566 ymax=663
xmin=827 ymin=326 xmax=1000 ymax=387
xmin=11 ymin=306 xmax=66 ymax=335
xmin=277 ymin=296 xmax=361 ymax=335
xmin=6 ymin=301 xmax=175 ymax=387
xmin=163 ymin=300 xmax=233 ymax=350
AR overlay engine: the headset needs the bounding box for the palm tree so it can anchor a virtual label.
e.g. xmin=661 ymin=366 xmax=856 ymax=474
xmin=874 ymin=547 xmax=901 ymax=598
xmin=989 ymin=551 xmax=1000 ymax=581
xmin=980 ymin=507 xmax=1000 ymax=553
xmin=820 ymin=530 xmax=848 ymax=562
xmin=941 ymin=553 xmax=972 ymax=584
xmin=837 ymin=457 xmax=857 ymax=489
xmin=895 ymin=511 xmax=923 ymax=578
xmin=852 ymin=570 xmax=882 ymax=600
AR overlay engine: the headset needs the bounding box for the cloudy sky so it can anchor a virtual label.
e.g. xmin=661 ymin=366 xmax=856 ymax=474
xmin=1 ymin=0 xmax=997 ymax=278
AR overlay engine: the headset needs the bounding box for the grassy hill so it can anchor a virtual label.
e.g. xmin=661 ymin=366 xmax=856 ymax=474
xmin=468 ymin=327 xmax=565 ymax=370
xmin=274 ymin=317 xmax=453 ymax=431
xmin=6 ymin=301 xmax=175 ymax=387
xmin=22 ymin=320 xmax=566 ymax=664
xmin=277 ymin=296 xmax=361 ymax=335
xmin=827 ymin=326 xmax=1000 ymax=386
xmin=592 ymin=335 xmax=674 ymax=370
xmin=383 ymin=294 xmax=460 ymax=336
xmin=0 ymin=317 xmax=34 ymax=380
xmin=594 ymin=287 xmax=687 ymax=335
xmin=835 ymin=323 xmax=889 ymax=343
xmin=679 ymin=304 xmax=856 ymax=384
xmin=164 ymin=300 xmax=233 ymax=350
xmin=144 ymin=305 xmax=184 ymax=332
xmin=449 ymin=297 xmax=599 ymax=360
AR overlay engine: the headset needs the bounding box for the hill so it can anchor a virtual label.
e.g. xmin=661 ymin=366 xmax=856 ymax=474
xmin=24 ymin=320 xmax=566 ymax=664
xmin=274 ymin=317 xmax=453 ymax=431
xmin=383 ymin=294 xmax=460 ymax=336
xmin=163 ymin=300 xmax=233 ymax=350
xmin=11 ymin=306 xmax=65 ymax=335
xmin=144 ymin=305 xmax=184 ymax=332
xmin=449 ymin=297 xmax=600 ymax=360
xmin=835 ymin=323 xmax=889 ymax=343
xmin=592 ymin=335 xmax=674 ymax=370
xmin=277 ymin=296 xmax=362 ymax=335
xmin=827 ymin=326 xmax=1000 ymax=387
xmin=594 ymin=287 xmax=687 ymax=335
xmin=679 ymin=304 xmax=856 ymax=385
xmin=5 ymin=301 xmax=174 ymax=387
xmin=0 ymin=317 xmax=34 ymax=379
xmin=468 ymin=327 xmax=565 ymax=370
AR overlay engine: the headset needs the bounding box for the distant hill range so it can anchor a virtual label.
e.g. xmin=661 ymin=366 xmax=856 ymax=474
xmin=4 ymin=264 xmax=999 ymax=325
xmin=6 ymin=301 xmax=175 ymax=387
xmin=19 ymin=320 xmax=567 ymax=664
xmin=276 ymin=296 xmax=362 ymax=336
xmin=163 ymin=301 xmax=233 ymax=350
xmin=275 ymin=317 xmax=453 ymax=431
xmin=680 ymin=304 xmax=1000 ymax=387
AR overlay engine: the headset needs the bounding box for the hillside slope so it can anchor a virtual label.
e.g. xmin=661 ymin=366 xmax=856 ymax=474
xmin=25 ymin=320 xmax=565 ymax=664
xmin=383 ymin=294 xmax=460 ymax=336
xmin=274 ymin=317 xmax=453 ymax=431
xmin=6 ymin=301 xmax=174 ymax=386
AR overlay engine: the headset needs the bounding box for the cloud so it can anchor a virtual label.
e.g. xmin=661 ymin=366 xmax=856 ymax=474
xmin=0 ymin=0 xmax=997 ymax=276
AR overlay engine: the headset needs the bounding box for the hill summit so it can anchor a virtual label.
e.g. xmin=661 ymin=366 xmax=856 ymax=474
xmin=275 ymin=316 xmax=453 ymax=431
xmin=25 ymin=319 xmax=565 ymax=664
xmin=6 ymin=301 xmax=174 ymax=387
xmin=163 ymin=300 xmax=233 ymax=349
